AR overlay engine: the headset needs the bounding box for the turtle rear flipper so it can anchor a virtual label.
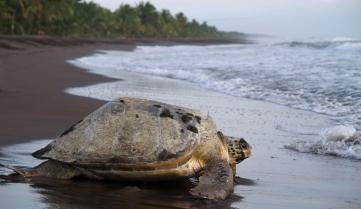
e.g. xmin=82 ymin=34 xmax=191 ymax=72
xmin=0 ymin=160 xmax=84 ymax=180
xmin=189 ymin=159 xmax=234 ymax=200
xmin=0 ymin=163 xmax=38 ymax=181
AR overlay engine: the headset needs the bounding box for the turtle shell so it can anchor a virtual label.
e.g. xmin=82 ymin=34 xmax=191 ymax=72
xmin=33 ymin=97 xmax=217 ymax=165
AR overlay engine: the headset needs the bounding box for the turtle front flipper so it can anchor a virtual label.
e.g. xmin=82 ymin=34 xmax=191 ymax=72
xmin=189 ymin=159 xmax=234 ymax=200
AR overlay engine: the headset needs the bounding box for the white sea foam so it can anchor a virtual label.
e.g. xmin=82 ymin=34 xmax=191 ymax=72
xmin=68 ymin=40 xmax=361 ymax=117
xmin=285 ymin=126 xmax=361 ymax=160
xmin=331 ymin=37 xmax=359 ymax=42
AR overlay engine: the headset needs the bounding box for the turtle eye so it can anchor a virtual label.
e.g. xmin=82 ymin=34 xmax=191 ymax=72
xmin=241 ymin=143 xmax=248 ymax=149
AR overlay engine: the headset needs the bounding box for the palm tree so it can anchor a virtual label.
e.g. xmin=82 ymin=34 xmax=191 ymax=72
xmin=0 ymin=1 xmax=13 ymax=33
xmin=175 ymin=12 xmax=188 ymax=37
xmin=160 ymin=9 xmax=177 ymax=38
xmin=136 ymin=2 xmax=160 ymax=36
xmin=114 ymin=4 xmax=143 ymax=37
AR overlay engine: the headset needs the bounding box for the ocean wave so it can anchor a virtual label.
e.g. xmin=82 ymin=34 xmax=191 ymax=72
xmin=278 ymin=39 xmax=361 ymax=50
xmin=69 ymin=40 xmax=361 ymax=134
xmin=285 ymin=126 xmax=361 ymax=160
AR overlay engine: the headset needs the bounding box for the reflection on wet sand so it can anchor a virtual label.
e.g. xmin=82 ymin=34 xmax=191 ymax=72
xmin=26 ymin=178 xmax=244 ymax=209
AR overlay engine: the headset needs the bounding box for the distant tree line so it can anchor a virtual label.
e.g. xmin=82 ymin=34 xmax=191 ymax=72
xmin=0 ymin=0 xmax=239 ymax=39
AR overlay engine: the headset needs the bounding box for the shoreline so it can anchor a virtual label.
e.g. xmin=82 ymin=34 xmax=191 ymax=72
xmin=0 ymin=35 xmax=253 ymax=51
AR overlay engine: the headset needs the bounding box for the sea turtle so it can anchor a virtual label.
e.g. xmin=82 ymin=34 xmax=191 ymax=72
xmin=1 ymin=97 xmax=251 ymax=200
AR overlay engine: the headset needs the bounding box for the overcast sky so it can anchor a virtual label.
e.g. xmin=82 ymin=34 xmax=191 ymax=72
xmin=89 ymin=0 xmax=361 ymax=39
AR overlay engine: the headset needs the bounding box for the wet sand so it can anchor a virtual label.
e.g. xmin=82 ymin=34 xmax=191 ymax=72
xmin=1 ymin=41 xmax=361 ymax=209
xmin=0 ymin=40 xmax=137 ymax=146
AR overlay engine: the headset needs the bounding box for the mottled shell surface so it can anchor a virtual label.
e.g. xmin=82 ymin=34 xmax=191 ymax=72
xmin=33 ymin=97 xmax=218 ymax=165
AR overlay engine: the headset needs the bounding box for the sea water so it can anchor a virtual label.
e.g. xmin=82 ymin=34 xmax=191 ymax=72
xmin=67 ymin=37 xmax=361 ymax=160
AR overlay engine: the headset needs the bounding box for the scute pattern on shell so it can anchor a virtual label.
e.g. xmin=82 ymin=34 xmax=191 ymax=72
xmin=34 ymin=98 xmax=217 ymax=165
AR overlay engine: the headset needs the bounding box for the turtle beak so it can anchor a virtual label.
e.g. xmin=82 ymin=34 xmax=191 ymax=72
xmin=243 ymin=147 xmax=252 ymax=159
xmin=239 ymin=138 xmax=252 ymax=160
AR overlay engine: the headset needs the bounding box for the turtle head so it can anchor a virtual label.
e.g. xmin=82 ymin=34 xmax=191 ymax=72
xmin=226 ymin=136 xmax=252 ymax=163
xmin=218 ymin=132 xmax=252 ymax=164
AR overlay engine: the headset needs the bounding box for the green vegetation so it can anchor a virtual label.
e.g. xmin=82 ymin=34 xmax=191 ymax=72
xmin=0 ymin=0 xmax=238 ymax=39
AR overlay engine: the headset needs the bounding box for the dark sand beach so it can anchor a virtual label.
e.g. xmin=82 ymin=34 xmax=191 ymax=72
xmin=0 ymin=36 xmax=246 ymax=145
xmin=0 ymin=40 xmax=133 ymax=146
xmin=1 ymin=37 xmax=361 ymax=209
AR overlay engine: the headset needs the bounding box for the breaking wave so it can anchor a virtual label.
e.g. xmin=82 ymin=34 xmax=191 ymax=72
xmin=285 ymin=126 xmax=361 ymax=160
